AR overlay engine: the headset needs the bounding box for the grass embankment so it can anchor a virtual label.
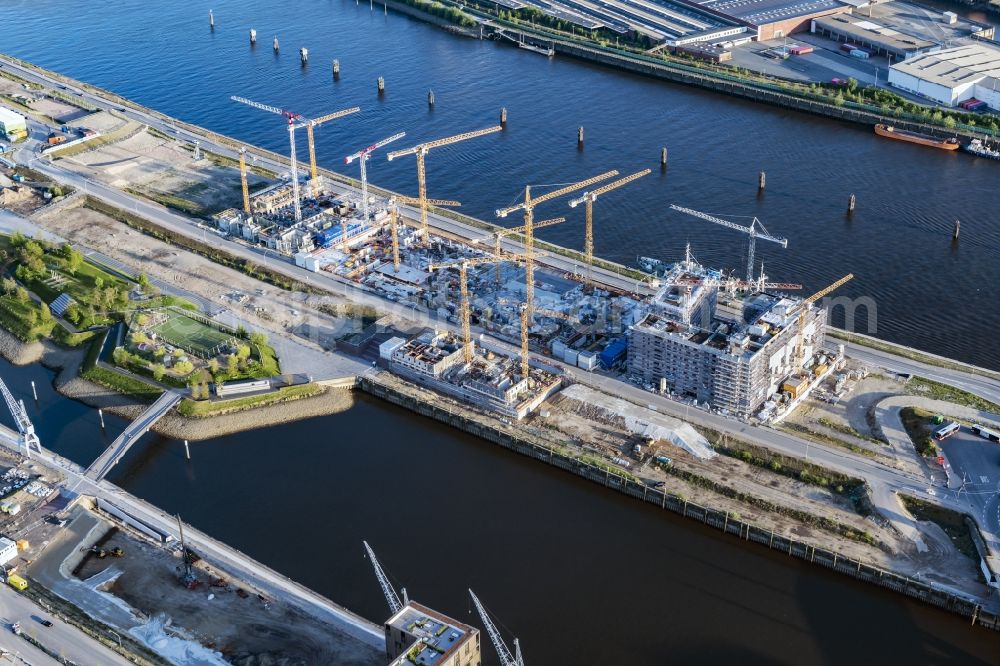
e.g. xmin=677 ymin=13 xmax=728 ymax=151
xmin=899 ymin=495 xmax=979 ymax=561
xmin=817 ymin=417 xmax=883 ymax=445
xmin=125 ymin=187 xmax=207 ymax=218
xmin=778 ymin=422 xmax=878 ymax=458
xmin=705 ymin=431 xmax=875 ymax=517
xmin=663 ymin=464 xmax=879 ymax=547
xmin=899 ymin=407 xmax=938 ymax=457
xmin=906 ymin=377 xmax=1000 ymax=414
xmin=827 ymin=329 xmax=1000 ymax=382
xmin=79 ymin=328 xmax=163 ymax=402
xmin=177 ymin=382 xmax=321 ymax=417
xmin=82 ymin=196 xmax=319 ymax=293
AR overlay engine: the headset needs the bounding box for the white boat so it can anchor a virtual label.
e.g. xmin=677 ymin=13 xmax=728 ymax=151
xmin=964 ymin=138 xmax=1000 ymax=161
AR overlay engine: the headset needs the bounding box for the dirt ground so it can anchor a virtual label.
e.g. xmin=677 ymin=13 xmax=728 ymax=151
xmin=61 ymin=128 xmax=269 ymax=216
xmin=72 ymin=522 xmax=381 ymax=665
xmin=537 ymin=390 xmax=986 ymax=597
xmin=34 ymin=202 xmax=406 ymax=374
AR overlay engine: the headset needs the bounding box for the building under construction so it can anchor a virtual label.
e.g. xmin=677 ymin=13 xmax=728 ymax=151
xmin=381 ymin=331 xmax=562 ymax=419
xmin=627 ymin=254 xmax=831 ymax=419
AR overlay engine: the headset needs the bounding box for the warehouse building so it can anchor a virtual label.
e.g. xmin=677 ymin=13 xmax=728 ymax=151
xmin=888 ymin=43 xmax=1000 ymax=110
xmin=0 ymin=107 xmax=27 ymax=141
xmin=627 ymin=259 xmax=827 ymax=419
xmin=696 ymin=0 xmax=852 ymax=40
xmin=811 ymin=14 xmax=938 ymax=61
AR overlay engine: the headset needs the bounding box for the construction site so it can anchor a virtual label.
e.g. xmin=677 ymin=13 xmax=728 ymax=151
xmin=200 ymin=95 xmax=856 ymax=423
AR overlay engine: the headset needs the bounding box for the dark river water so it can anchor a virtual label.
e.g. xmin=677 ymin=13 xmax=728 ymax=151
xmin=3 ymin=0 xmax=1000 ymax=662
xmin=1 ymin=359 xmax=998 ymax=664
xmin=3 ymin=0 xmax=1000 ymax=369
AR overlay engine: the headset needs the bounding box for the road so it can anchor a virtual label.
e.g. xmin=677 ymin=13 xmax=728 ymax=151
xmin=0 ymin=581 xmax=133 ymax=666
xmin=5 ymin=51 xmax=1000 ymax=591
xmin=0 ymin=54 xmax=652 ymax=299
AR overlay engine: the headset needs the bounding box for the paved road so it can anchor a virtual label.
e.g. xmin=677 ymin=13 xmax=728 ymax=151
xmin=0 ymin=581 xmax=133 ymax=666
xmin=0 ymin=54 xmax=651 ymax=299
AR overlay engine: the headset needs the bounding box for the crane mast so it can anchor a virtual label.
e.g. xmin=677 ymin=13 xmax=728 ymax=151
xmin=346 ymin=132 xmax=405 ymax=225
xmin=231 ymin=96 xmax=359 ymax=224
xmin=791 ymin=273 xmax=854 ymax=369
xmin=468 ymin=589 xmax=524 ymax=666
xmin=496 ymin=170 xmax=618 ymax=319
xmin=428 ymin=255 xmax=503 ymax=365
xmin=363 ymin=541 xmax=407 ymax=615
xmin=388 ymin=196 xmax=460 ymax=272
xmin=238 ymin=147 xmax=251 ymax=217
xmin=493 ymin=217 xmax=565 ymax=286
xmin=387 ymin=125 xmax=502 ymax=242
xmin=569 ymin=168 xmax=650 ymax=287
xmin=669 ymin=204 xmax=788 ymax=284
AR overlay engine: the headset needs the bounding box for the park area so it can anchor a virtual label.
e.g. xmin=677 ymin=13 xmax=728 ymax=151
xmin=118 ymin=307 xmax=280 ymax=390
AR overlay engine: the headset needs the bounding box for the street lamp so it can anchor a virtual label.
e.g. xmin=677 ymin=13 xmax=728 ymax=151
xmin=109 ymin=629 xmax=123 ymax=648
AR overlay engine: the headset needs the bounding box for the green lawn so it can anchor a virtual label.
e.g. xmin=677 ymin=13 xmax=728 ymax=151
xmin=148 ymin=311 xmax=234 ymax=358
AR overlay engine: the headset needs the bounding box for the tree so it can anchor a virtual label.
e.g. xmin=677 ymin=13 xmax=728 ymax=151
xmin=136 ymin=313 xmax=149 ymax=326
xmin=38 ymin=302 xmax=51 ymax=322
xmin=9 ymin=231 xmax=26 ymax=248
xmin=188 ymin=379 xmax=199 ymax=398
xmin=200 ymin=378 xmax=210 ymax=399
xmin=173 ymin=348 xmax=185 ymax=359
xmin=226 ymin=354 xmax=238 ymax=376
xmin=64 ymin=303 xmax=81 ymax=325
xmin=249 ymin=331 xmax=268 ymax=347
xmin=14 ymin=286 xmax=29 ymax=304
xmin=174 ymin=360 xmax=194 ymax=375
xmin=65 ymin=246 xmax=83 ymax=275
xmin=942 ymin=116 xmax=956 ymax=129
xmin=236 ymin=344 xmax=251 ymax=361
xmin=153 ymin=364 xmax=165 ymax=381
xmin=208 ymin=358 xmax=220 ymax=375
xmin=137 ymin=273 xmax=151 ymax=293
xmin=130 ymin=331 xmax=149 ymax=346
xmin=236 ymin=324 xmax=249 ymax=339
xmin=1 ymin=278 xmax=16 ymax=295
xmin=113 ymin=346 xmax=129 ymax=367
xmin=94 ymin=277 xmax=104 ymax=291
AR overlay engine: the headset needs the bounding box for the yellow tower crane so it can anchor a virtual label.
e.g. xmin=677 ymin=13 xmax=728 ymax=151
xmin=568 ymin=168 xmax=650 ymax=286
xmin=495 ymin=170 xmax=618 ymax=319
xmin=238 ymin=147 xmax=251 ymax=218
xmin=492 ymin=217 xmax=565 ymax=286
xmin=306 ymin=108 xmax=360 ymax=197
xmin=518 ymin=302 xmax=530 ymax=380
xmin=792 ymin=273 xmax=854 ymax=370
xmin=388 ymin=196 xmax=461 ymax=272
xmin=428 ymin=255 xmax=503 ymax=365
xmin=387 ymin=125 xmax=503 ymax=242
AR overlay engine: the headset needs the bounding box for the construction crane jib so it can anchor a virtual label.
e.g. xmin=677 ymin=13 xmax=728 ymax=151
xmin=792 ymin=273 xmax=854 ymax=369
xmin=345 ymin=131 xmax=405 ymax=226
xmin=669 ymin=204 xmax=787 ymax=285
xmin=0 ymin=377 xmax=38 ymax=458
xmin=387 ymin=126 xmax=503 ymax=241
xmin=569 ymin=168 xmax=650 ymax=285
xmin=388 ymin=196 xmax=461 ymax=273
xmin=496 ymin=170 xmax=618 ymax=317
xmin=230 ymin=96 xmax=359 ymax=223
xmin=428 ymin=255 xmax=500 ymax=365
xmin=363 ymin=541 xmax=408 ymax=615
xmin=469 ymin=589 xmax=525 ymax=666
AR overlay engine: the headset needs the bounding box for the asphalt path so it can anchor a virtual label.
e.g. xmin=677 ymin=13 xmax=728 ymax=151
xmin=0 ymin=581 xmax=132 ymax=666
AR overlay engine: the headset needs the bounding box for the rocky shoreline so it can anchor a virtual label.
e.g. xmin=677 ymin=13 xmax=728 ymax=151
xmin=0 ymin=329 xmax=355 ymax=441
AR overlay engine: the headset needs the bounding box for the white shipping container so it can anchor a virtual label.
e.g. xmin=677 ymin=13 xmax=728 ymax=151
xmin=577 ymin=351 xmax=598 ymax=371
xmin=563 ymin=349 xmax=579 ymax=365
xmin=850 ymin=49 xmax=870 ymax=59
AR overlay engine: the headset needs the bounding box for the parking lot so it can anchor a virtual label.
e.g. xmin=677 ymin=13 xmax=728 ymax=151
xmin=941 ymin=426 xmax=1000 ymax=491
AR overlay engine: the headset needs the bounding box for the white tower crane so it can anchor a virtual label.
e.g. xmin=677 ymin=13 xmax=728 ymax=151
xmin=468 ymin=589 xmax=524 ymax=666
xmin=0 ymin=376 xmax=38 ymax=458
xmin=345 ymin=132 xmax=405 ymax=225
xmin=670 ymin=204 xmax=788 ymax=284
xmin=231 ymin=96 xmax=359 ymax=225
xmin=363 ymin=541 xmax=408 ymax=615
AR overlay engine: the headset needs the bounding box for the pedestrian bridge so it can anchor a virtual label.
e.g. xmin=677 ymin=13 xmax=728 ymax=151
xmin=86 ymin=391 xmax=181 ymax=481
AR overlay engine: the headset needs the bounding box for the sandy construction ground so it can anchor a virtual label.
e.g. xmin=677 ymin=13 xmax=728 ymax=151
xmin=61 ymin=128 xmax=269 ymax=217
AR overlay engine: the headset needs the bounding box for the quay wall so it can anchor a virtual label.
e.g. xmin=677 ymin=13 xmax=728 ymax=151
xmin=357 ymin=374 xmax=1000 ymax=632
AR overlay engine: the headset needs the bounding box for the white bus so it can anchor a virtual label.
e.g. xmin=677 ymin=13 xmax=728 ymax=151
xmin=933 ymin=422 xmax=960 ymax=441
xmin=970 ymin=424 xmax=1000 ymax=443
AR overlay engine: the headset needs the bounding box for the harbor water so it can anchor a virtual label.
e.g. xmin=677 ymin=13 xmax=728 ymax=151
xmin=3 ymin=0 xmax=1000 ymax=369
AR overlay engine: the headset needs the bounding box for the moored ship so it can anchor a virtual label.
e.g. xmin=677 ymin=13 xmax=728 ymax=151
xmin=874 ymin=124 xmax=960 ymax=150
xmin=965 ymin=138 xmax=1000 ymax=161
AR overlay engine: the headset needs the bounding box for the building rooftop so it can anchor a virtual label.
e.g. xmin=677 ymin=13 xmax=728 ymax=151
xmin=387 ymin=602 xmax=476 ymax=666
xmin=890 ymin=43 xmax=1000 ymax=89
xmin=699 ymin=0 xmax=846 ymax=25
xmin=0 ymin=106 xmax=27 ymax=126
xmin=812 ymin=14 xmax=937 ymax=55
